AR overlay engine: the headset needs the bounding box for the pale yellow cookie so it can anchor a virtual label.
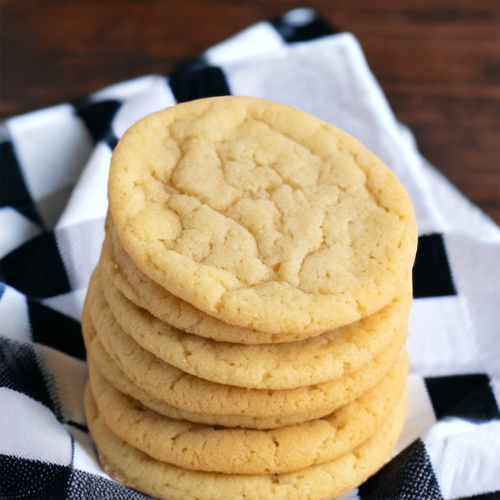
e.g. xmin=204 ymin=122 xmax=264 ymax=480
xmin=82 ymin=271 xmax=331 ymax=429
xmin=87 ymin=346 xmax=338 ymax=430
xmin=103 ymin=228 xmax=318 ymax=344
xmin=82 ymin=285 xmax=325 ymax=429
xmin=96 ymin=260 xmax=411 ymax=389
xmin=104 ymin=226 xmax=413 ymax=347
xmin=85 ymin=384 xmax=408 ymax=500
xmin=89 ymin=353 xmax=408 ymax=474
xmin=84 ymin=301 xmax=407 ymax=417
xmin=108 ymin=96 xmax=417 ymax=335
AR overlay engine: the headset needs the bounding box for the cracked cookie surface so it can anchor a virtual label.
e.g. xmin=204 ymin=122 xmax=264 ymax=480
xmin=86 ymin=347 xmax=340 ymax=430
xmin=95 ymin=261 xmax=411 ymax=389
xmin=89 ymin=353 xmax=408 ymax=474
xmin=108 ymin=96 xmax=417 ymax=335
xmin=83 ymin=290 xmax=407 ymax=418
xmin=85 ymin=383 xmax=407 ymax=500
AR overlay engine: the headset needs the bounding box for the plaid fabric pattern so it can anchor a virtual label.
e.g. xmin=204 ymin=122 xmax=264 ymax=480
xmin=1 ymin=8 xmax=499 ymax=499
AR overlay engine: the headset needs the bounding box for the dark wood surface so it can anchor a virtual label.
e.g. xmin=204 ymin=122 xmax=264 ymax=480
xmin=2 ymin=1 xmax=499 ymax=225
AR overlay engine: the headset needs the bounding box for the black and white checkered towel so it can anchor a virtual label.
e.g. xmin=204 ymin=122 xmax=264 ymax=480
xmin=1 ymin=9 xmax=499 ymax=500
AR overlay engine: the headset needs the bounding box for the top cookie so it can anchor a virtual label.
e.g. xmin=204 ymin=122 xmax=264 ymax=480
xmin=108 ymin=96 xmax=417 ymax=334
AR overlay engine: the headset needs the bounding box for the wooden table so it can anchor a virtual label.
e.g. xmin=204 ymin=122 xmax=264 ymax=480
xmin=2 ymin=1 xmax=499 ymax=225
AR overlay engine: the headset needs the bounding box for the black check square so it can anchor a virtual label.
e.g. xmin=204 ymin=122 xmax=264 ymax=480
xmin=27 ymin=299 xmax=86 ymax=360
xmin=169 ymin=62 xmax=231 ymax=103
xmin=0 ymin=232 xmax=71 ymax=298
xmin=1 ymin=140 xmax=44 ymax=227
xmin=271 ymin=12 xmax=335 ymax=42
xmin=425 ymin=374 xmax=500 ymax=422
xmin=413 ymin=234 xmax=457 ymax=298
xmin=358 ymin=439 xmax=443 ymax=500
xmin=74 ymin=99 xmax=122 ymax=143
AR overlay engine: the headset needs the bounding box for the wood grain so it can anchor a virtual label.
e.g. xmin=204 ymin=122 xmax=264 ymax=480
xmin=2 ymin=0 xmax=499 ymax=225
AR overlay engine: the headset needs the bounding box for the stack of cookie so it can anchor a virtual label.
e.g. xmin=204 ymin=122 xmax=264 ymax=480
xmin=82 ymin=96 xmax=417 ymax=500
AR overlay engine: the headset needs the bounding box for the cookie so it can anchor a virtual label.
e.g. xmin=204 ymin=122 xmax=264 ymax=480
xmin=83 ymin=291 xmax=322 ymax=429
xmin=103 ymin=228 xmax=317 ymax=345
xmin=105 ymin=226 xmax=413 ymax=347
xmin=87 ymin=346 xmax=337 ymax=430
xmin=85 ymin=384 xmax=408 ymax=500
xmin=108 ymin=96 xmax=417 ymax=335
xmin=89 ymin=352 xmax=408 ymax=474
xmin=96 ymin=260 xmax=411 ymax=389
xmin=84 ymin=301 xmax=407 ymax=417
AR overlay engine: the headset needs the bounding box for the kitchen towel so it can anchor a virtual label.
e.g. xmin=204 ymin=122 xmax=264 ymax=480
xmin=1 ymin=8 xmax=499 ymax=500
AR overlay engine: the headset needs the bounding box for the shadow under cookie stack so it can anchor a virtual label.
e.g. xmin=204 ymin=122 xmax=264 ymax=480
xmin=82 ymin=96 xmax=417 ymax=500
